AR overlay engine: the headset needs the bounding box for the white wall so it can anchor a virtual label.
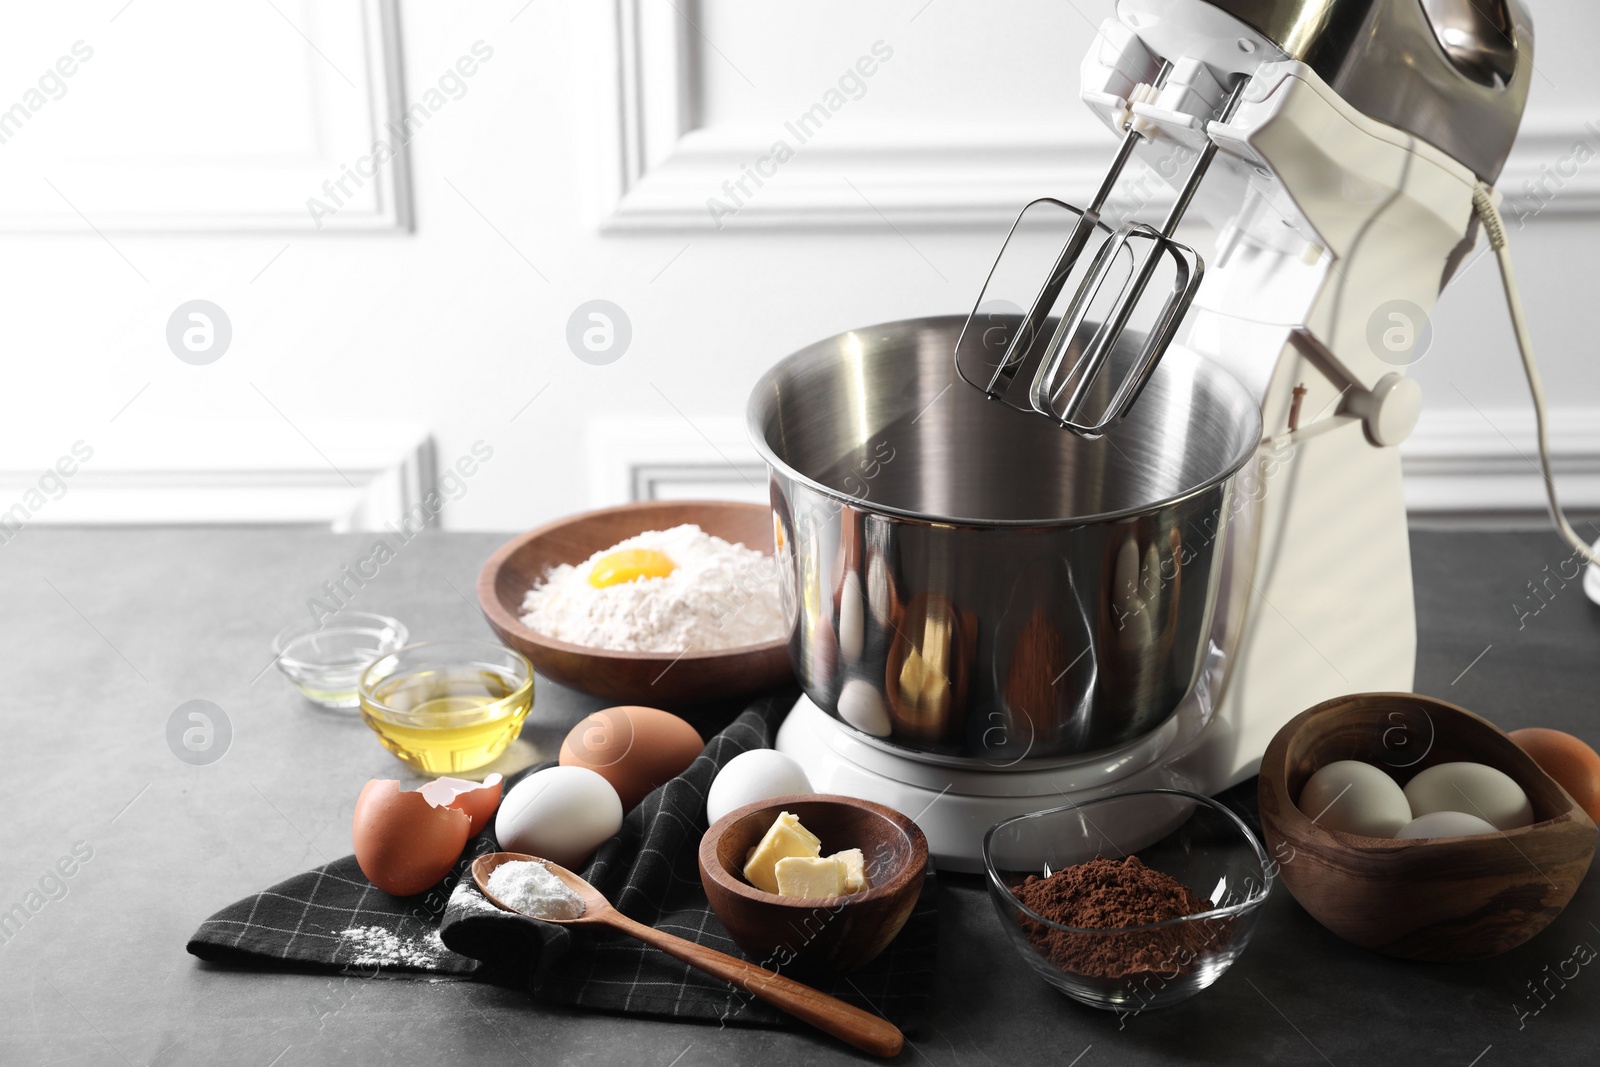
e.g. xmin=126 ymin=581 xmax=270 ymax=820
xmin=2 ymin=0 xmax=1598 ymax=533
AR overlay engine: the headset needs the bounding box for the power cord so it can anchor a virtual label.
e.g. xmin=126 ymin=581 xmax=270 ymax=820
xmin=1471 ymin=183 xmax=1600 ymax=566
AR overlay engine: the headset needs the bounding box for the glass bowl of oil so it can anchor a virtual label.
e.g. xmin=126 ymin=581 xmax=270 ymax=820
xmin=358 ymin=641 xmax=535 ymax=773
xmin=273 ymin=612 xmax=409 ymax=709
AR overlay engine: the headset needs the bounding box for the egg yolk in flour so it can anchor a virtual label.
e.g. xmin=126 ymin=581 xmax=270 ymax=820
xmin=588 ymin=548 xmax=677 ymax=588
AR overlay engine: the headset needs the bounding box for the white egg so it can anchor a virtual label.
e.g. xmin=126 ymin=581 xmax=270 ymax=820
xmin=495 ymin=766 xmax=623 ymax=870
xmin=1395 ymin=810 xmax=1499 ymax=840
xmin=1297 ymin=760 xmax=1412 ymax=838
xmin=706 ymin=749 xmax=813 ymax=824
xmin=1404 ymin=762 xmax=1533 ymax=831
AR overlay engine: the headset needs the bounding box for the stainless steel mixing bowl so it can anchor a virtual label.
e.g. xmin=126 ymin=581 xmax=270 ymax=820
xmin=747 ymin=316 xmax=1261 ymax=762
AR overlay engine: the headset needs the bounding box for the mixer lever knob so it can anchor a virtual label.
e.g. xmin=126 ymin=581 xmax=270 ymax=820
xmin=1351 ymin=373 xmax=1423 ymax=448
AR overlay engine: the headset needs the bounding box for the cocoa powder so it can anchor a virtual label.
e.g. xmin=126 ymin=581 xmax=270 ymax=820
xmin=1011 ymin=855 xmax=1231 ymax=980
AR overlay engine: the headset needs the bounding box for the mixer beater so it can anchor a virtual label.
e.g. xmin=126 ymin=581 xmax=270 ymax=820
xmin=956 ymin=65 xmax=1248 ymax=436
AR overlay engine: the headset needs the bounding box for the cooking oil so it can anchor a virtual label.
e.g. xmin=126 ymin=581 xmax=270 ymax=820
xmin=360 ymin=665 xmax=533 ymax=773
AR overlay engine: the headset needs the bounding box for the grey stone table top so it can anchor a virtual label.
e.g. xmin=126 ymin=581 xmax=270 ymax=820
xmin=2 ymin=526 xmax=1597 ymax=1066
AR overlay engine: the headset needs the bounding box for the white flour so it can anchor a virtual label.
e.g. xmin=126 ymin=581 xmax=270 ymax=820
xmin=486 ymin=860 xmax=586 ymax=920
xmin=336 ymin=925 xmax=449 ymax=967
xmin=518 ymin=524 xmax=786 ymax=653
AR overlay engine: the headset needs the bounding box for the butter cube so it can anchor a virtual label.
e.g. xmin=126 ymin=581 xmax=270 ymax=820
xmin=828 ymin=848 xmax=869 ymax=894
xmin=742 ymin=811 xmax=821 ymax=893
xmin=775 ymin=855 xmax=845 ymax=898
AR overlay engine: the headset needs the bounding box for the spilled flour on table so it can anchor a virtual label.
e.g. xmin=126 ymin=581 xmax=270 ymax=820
xmin=336 ymin=925 xmax=449 ymax=968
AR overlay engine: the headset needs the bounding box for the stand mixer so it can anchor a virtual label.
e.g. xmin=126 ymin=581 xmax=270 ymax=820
xmin=751 ymin=0 xmax=1584 ymax=870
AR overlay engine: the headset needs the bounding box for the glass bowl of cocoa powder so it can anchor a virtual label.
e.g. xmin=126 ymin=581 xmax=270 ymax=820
xmin=982 ymin=788 xmax=1272 ymax=1011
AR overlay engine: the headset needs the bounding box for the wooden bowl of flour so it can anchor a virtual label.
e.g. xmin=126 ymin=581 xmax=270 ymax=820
xmin=478 ymin=500 xmax=793 ymax=709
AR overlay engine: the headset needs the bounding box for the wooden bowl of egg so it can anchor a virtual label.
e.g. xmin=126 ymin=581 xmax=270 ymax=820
xmin=1259 ymin=692 xmax=1597 ymax=962
xmin=478 ymin=500 xmax=794 ymax=709
xmin=699 ymin=795 xmax=928 ymax=974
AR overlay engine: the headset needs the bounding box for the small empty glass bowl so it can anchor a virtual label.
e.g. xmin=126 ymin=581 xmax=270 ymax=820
xmin=983 ymin=788 xmax=1272 ymax=1012
xmin=358 ymin=641 xmax=534 ymax=774
xmin=272 ymin=612 xmax=408 ymax=709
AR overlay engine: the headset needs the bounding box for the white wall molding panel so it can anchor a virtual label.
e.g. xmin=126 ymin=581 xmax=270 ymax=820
xmin=1403 ymin=407 xmax=1600 ymax=514
xmin=0 ymin=0 xmax=411 ymax=232
xmin=591 ymin=0 xmax=1600 ymax=233
xmin=0 ymin=423 xmax=435 ymax=533
xmin=586 ymin=417 xmax=766 ymax=507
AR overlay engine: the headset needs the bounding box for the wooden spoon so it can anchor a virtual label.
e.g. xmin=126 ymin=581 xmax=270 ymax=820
xmin=471 ymin=852 xmax=904 ymax=1058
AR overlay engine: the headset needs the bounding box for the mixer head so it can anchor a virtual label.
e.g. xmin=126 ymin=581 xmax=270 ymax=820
xmin=956 ymin=0 xmax=1533 ymax=437
xmin=1190 ymin=0 xmax=1531 ymax=184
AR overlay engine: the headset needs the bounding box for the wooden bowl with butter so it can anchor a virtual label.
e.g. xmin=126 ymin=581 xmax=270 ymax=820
xmin=1259 ymin=692 xmax=1597 ymax=962
xmin=699 ymin=794 xmax=927 ymax=973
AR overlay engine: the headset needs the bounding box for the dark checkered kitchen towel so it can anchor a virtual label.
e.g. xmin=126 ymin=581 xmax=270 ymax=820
xmin=187 ymin=688 xmax=937 ymax=1031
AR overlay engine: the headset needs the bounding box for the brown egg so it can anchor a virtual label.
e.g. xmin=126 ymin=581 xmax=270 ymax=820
xmin=559 ymin=705 xmax=703 ymax=810
xmin=1510 ymin=728 xmax=1600 ymax=822
xmin=417 ymin=773 xmax=503 ymax=836
xmin=352 ymin=780 xmax=472 ymax=896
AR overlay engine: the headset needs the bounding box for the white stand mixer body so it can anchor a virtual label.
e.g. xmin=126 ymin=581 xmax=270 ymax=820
xmin=1079 ymin=11 xmax=1487 ymax=789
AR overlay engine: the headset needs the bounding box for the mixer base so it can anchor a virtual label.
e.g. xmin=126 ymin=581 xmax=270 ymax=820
xmin=776 ymin=694 xmax=1229 ymax=872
